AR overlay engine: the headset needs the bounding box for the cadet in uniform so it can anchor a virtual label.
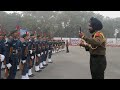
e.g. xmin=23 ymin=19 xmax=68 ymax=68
xmin=1 ymin=33 xmax=6 ymax=70
xmin=35 ymin=34 xmax=42 ymax=72
xmin=3 ymin=33 xmax=12 ymax=79
xmin=7 ymin=30 xmax=21 ymax=79
xmin=52 ymin=40 xmax=56 ymax=54
xmin=41 ymin=36 xmax=48 ymax=66
xmin=28 ymin=33 xmax=36 ymax=77
xmin=47 ymin=37 xmax=53 ymax=63
xmin=38 ymin=34 xmax=45 ymax=69
xmin=17 ymin=35 xmax=22 ymax=71
xmin=0 ymin=33 xmax=5 ymax=79
xmin=21 ymin=33 xmax=29 ymax=79
xmin=45 ymin=37 xmax=49 ymax=64
xmin=79 ymin=17 xmax=107 ymax=79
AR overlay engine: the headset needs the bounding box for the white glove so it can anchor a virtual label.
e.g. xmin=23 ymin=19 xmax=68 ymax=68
xmin=7 ymin=63 xmax=12 ymax=69
xmin=29 ymin=50 xmax=33 ymax=54
xmin=31 ymin=56 xmax=34 ymax=59
xmin=22 ymin=60 xmax=26 ymax=64
xmin=41 ymin=52 xmax=43 ymax=55
xmin=0 ymin=54 xmax=5 ymax=62
xmin=83 ymin=41 xmax=89 ymax=46
xmin=48 ymin=50 xmax=51 ymax=52
xmin=37 ymin=54 xmax=40 ymax=57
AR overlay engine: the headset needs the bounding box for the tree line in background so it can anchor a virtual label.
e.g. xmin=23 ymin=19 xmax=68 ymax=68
xmin=0 ymin=11 xmax=120 ymax=38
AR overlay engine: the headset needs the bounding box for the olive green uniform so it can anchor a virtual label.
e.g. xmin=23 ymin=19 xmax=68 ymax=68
xmin=81 ymin=31 xmax=107 ymax=79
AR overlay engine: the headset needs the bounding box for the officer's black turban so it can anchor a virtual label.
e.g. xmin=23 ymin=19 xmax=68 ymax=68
xmin=89 ymin=17 xmax=103 ymax=31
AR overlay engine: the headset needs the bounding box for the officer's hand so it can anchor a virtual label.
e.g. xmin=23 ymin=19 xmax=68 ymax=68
xmin=80 ymin=41 xmax=85 ymax=46
xmin=80 ymin=40 xmax=88 ymax=47
xmin=7 ymin=63 xmax=12 ymax=69
xmin=79 ymin=32 xmax=85 ymax=38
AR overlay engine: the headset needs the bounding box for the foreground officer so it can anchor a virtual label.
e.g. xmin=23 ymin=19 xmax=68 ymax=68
xmin=79 ymin=17 xmax=107 ymax=79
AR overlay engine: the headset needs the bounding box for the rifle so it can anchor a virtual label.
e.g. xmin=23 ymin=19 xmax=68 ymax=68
xmin=4 ymin=59 xmax=9 ymax=78
xmin=79 ymin=26 xmax=86 ymax=48
xmin=9 ymin=47 xmax=13 ymax=57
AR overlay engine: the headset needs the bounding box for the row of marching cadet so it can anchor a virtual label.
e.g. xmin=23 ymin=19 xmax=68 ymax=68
xmin=0 ymin=30 xmax=66 ymax=79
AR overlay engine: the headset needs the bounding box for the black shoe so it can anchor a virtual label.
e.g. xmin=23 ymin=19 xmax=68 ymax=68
xmin=48 ymin=61 xmax=53 ymax=63
xmin=40 ymin=67 xmax=45 ymax=69
xmin=35 ymin=70 xmax=42 ymax=72
xmin=43 ymin=64 xmax=48 ymax=66
xmin=29 ymin=74 xmax=34 ymax=77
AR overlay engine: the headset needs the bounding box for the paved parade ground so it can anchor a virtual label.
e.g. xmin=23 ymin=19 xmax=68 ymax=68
xmin=1 ymin=46 xmax=120 ymax=79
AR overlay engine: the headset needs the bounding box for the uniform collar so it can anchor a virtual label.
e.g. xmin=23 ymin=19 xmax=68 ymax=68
xmin=91 ymin=31 xmax=99 ymax=37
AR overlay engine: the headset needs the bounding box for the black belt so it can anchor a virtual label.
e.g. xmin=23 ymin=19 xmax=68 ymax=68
xmin=91 ymin=54 xmax=105 ymax=57
xmin=12 ymin=50 xmax=18 ymax=54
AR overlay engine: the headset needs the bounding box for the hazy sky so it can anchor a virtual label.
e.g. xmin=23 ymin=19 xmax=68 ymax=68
xmin=5 ymin=11 xmax=120 ymax=18
xmin=93 ymin=11 xmax=120 ymax=18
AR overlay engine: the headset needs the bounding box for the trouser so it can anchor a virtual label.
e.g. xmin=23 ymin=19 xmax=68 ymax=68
xmin=22 ymin=63 xmax=27 ymax=75
xmin=35 ymin=55 xmax=40 ymax=66
xmin=29 ymin=54 xmax=35 ymax=69
xmin=48 ymin=50 xmax=52 ymax=59
xmin=90 ymin=55 xmax=107 ymax=79
xmin=0 ymin=62 xmax=1 ymax=79
xmin=21 ymin=55 xmax=27 ymax=75
xmin=26 ymin=57 xmax=29 ymax=74
xmin=66 ymin=46 xmax=69 ymax=53
xmin=40 ymin=53 xmax=43 ymax=63
xmin=41 ymin=51 xmax=47 ymax=66
xmin=42 ymin=51 xmax=45 ymax=62
xmin=17 ymin=52 xmax=21 ymax=66
xmin=45 ymin=50 xmax=48 ymax=61
xmin=7 ymin=56 xmax=18 ymax=79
